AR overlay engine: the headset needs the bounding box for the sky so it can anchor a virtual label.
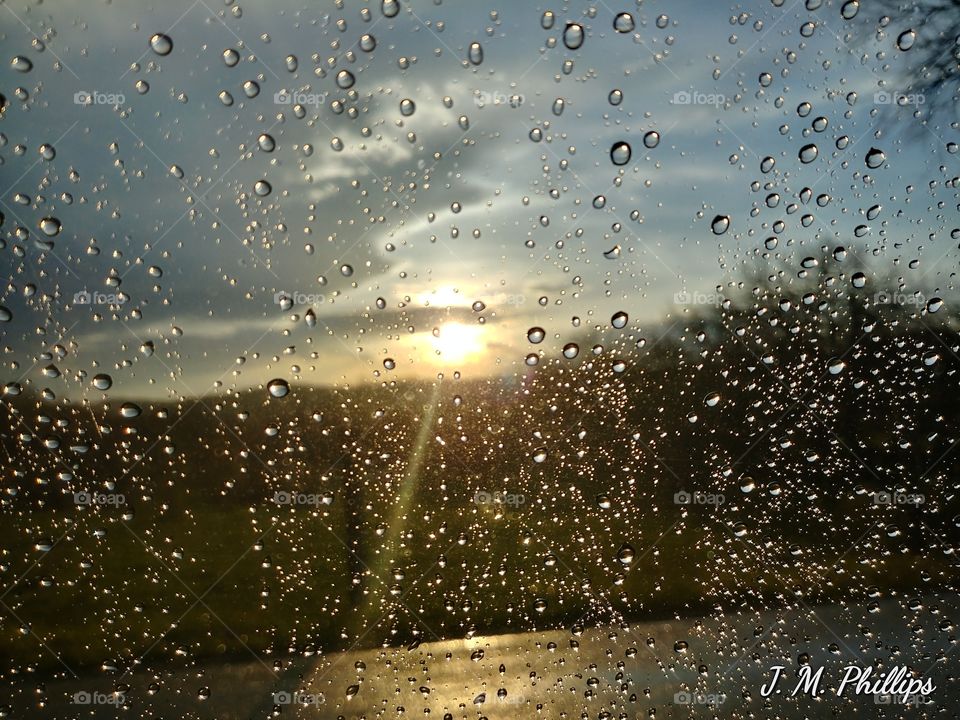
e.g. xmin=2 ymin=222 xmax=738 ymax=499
xmin=0 ymin=0 xmax=957 ymax=400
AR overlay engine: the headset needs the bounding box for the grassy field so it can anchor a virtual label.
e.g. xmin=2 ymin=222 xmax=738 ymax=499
xmin=0 ymin=492 xmax=947 ymax=676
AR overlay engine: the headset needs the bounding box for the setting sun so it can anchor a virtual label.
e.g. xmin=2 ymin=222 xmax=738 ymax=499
xmin=428 ymin=322 xmax=486 ymax=365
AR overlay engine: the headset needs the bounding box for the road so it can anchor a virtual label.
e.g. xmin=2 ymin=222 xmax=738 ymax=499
xmin=6 ymin=595 xmax=956 ymax=718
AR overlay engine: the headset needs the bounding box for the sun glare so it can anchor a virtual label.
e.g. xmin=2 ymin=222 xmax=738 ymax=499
xmin=428 ymin=322 xmax=486 ymax=364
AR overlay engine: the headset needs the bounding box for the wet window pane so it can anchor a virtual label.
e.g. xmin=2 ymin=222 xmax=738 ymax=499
xmin=1 ymin=0 xmax=958 ymax=717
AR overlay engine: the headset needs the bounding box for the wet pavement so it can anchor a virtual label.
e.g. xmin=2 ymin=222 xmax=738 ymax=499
xmin=8 ymin=595 xmax=956 ymax=718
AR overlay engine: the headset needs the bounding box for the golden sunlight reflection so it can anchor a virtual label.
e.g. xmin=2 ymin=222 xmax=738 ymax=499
xmin=428 ymin=322 xmax=487 ymax=364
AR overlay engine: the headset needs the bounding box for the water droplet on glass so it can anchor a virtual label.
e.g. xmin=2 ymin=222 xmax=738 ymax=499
xmin=532 ymin=447 xmax=548 ymax=463
xmin=336 ymin=69 xmax=356 ymax=89
xmin=467 ymin=41 xmax=483 ymax=65
xmin=38 ymin=217 xmax=61 ymax=237
xmin=613 ymin=13 xmax=635 ymax=33
xmin=92 ymin=374 xmax=112 ymax=391
xmin=611 ymin=311 xmax=628 ymax=329
xmin=527 ymin=327 xmax=545 ymax=343
xmin=896 ymin=29 xmax=916 ymax=50
xmin=799 ymin=143 xmax=818 ymax=163
xmin=827 ymin=358 xmax=846 ymax=375
xmin=11 ymin=56 xmax=33 ymax=73
xmin=268 ymin=379 xmax=289 ymax=398
xmin=841 ymin=0 xmax=860 ymax=19
xmin=562 ymin=23 xmax=585 ymax=50
xmin=254 ymin=180 xmax=272 ymax=197
xmin=608 ymin=89 xmax=623 ymax=106
xmin=149 ymin=33 xmax=173 ymax=56
xmin=865 ymin=147 xmax=885 ymax=169
xmin=643 ymin=131 xmax=660 ymax=149
xmin=120 ymin=402 xmax=142 ymax=418
xmin=381 ymin=0 xmax=400 ymax=18
xmin=222 ymin=48 xmax=240 ymax=66
xmin=399 ymin=98 xmax=416 ymax=116
xmin=610 ymin=141 xmax=631 ymax=166
xmin=616 ymin=544 xmax=636 ymax=565
xmin=711 ymin=215 xmax=730 ymax=235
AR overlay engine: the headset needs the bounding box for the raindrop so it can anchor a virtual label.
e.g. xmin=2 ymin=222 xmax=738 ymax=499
xmin=527 ymin=327 xmax=546 ymax=343
xmin=399 ymin=98 xmax=416 ymax=116
xmin=608 ymin=89 xmax=623 ymax=106
xmin=120 ymin=402 xmax=142 ymax=418
xmin=532 ymin=447 xmax=548 ymax=463
xmin=380 ymin=0 xmax=400 ymax=16
xmin=10 ymin=56 xmax=33 ymax=73
xmin=336 ymin=70 xmax=356 ymax=89
xmin=616 ymin=544 xmax=636 ymax=565
xmin=841 ymin=0 xmax=860 ymax=19
xmin=222 ymin=48 xmax=240 ymax=66
xmin=799 ymin=143 xmax=819 ymax=163
xmin=896 ymin=29 xmax=916 ymax=50
xmin=865 ymin=147 xmax=885 ymax=169
xmin=149 ymin=33 xmax=173 ymax=56
xmin=562 ymin=343 xmax=579 ymax=359
xmin=268 ymin=379 xmax=289 ymax=398
xmin=359 ymin=34 xmax=376 ymax=52
xmin=643 ymin=131 xmax=660 ymax=149
xmin=711 ymin=215 xmax=730 ymax=235
xmin=467 ymin=42 xmax=484 ymax=65
xmin=611 ymin=311 xmax=628 ymax=329
xmin=562 ymin=23 xmax=585 ymax=50
xmin=253 ymin=180 xmax=272 ymax=197
xmin=610 ymin=141 xmax=631 ymax=166
xmin=92 ymin=374 xmax=113 ymax=391
xmin=38 ymin=217 xmax=61 ymax=237
xmin=613 ymin=13 xmax=635 ymax=33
